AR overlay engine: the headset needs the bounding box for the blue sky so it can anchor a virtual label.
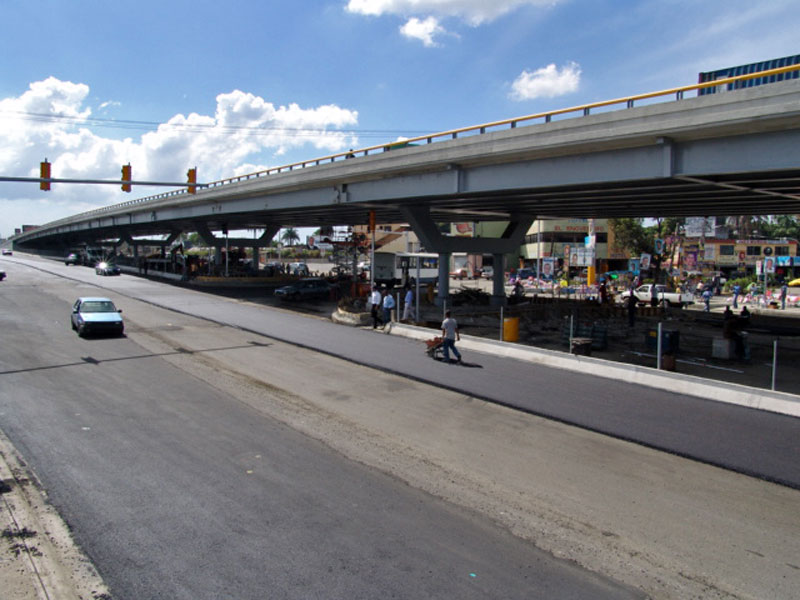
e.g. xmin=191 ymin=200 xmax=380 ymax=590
xmin=1 ymin=0 xmax=798 ymax=238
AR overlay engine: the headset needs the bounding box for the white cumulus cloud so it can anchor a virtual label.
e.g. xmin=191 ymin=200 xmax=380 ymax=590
xmin=0 ymin=78 xmax=360 ymax=236
xmin=400 ymin=16 xmax=447 ymax=46
xmin=509 ymin=62 xmax=581 ymax=100
xmin=346 ymin=0 xmax=560 ymax=26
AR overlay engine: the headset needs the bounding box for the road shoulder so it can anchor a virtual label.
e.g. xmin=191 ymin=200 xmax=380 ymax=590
xmin=0 ymin=429 xmax=110 ymax=600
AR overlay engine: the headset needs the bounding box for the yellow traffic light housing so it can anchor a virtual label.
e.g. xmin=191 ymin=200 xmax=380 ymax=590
xmin=40 ymin=160 xmax=51 ymax=191
xmin=121 ymin=164 xmax=132 ymax=192
xmin=187 ymin=167 xmax=197 ymax=194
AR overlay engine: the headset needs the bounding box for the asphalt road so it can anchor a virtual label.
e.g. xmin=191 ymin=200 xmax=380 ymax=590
xmin=0 ymin=260 xmax=643 ymax=598
xmin=12 ymin=254 xmax=800 ymax=489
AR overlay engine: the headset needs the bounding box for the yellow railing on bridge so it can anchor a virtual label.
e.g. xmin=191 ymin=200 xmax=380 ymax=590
xmin=30 ymin=64 xmax=800 ymax=228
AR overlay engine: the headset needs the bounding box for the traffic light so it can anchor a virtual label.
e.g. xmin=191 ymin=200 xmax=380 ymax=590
xmin=40 ymin=160 xmax=51 ymax=191
xmin=121 ymin=164 xmax=132 ymax=192
xmin=187 ymin=167 xmax=197 ymax=194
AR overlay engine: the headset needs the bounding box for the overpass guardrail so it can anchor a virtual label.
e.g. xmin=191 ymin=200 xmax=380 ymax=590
xmin=16 ymin=64 xmax=800 ymax=236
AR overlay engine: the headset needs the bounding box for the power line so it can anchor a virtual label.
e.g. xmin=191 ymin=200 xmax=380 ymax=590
xmin=0 ymin=109 xmax=430 ymax=139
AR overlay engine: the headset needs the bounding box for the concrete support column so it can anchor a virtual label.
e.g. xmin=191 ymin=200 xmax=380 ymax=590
xmin=400 ymin=205 xmax=534 ymax=308
xmin=491 ymin=253 xmax=506 ymax=306
xmin=436 ymin=252 xmax=451 ymax=306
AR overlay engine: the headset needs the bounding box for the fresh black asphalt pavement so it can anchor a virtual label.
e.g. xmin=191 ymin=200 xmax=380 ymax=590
xmin=1 ymin=258 xmax=646 ymax=599
xmin=9 ymin=256 xmax=800 ymax=489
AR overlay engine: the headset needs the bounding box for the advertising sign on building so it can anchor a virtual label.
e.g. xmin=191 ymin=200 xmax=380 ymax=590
xmin=454 ymin=223 xmax=474 ymax=236
xmin=685 ymin=217 xmax=715 ymax=238
xmin=570 ymin=248 xmax=594 ymax=267
xmin=640 ymin=253 xmax=652 ymax=271
xmin=542 ymin=257 xmax=555 ymax=278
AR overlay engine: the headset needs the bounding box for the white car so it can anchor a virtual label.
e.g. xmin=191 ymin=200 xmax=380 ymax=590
xmin=619 ymin=284 xmax=694 ymax=308
xmin=70 ymin=297 xmax=124 ymax=337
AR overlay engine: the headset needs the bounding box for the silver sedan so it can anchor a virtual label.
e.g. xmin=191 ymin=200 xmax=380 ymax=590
xmin=70 ymin=297 xmax=124 ymax=337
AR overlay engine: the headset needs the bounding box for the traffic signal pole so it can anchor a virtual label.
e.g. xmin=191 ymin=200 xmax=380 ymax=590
xmin=0 ymin=175 xmax=206 ymax=189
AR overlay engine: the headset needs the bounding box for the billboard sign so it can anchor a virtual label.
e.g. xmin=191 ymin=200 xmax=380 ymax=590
xmin=570 ymin=248 xmax=594 ymax=267
xmin=685 ymin=217 xmax=715 ymax=237
xmin=541 ymin=257 xmax=555 ymax=279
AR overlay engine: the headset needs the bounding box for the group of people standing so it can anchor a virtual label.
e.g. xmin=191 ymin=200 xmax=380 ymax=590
xmin=731 ymin=281 xmax=790 ymax=310
xmin=367 ymin=284 xmax=416 ymax=329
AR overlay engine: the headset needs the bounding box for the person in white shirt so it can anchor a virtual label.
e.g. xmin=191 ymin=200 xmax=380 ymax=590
xmin=440 ymin=310 xmax=462 ymax=363
xmin=369 ymin=285 xmax=382 ymax=329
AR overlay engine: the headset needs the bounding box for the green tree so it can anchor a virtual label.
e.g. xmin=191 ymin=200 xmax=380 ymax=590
xmin=760 ymin=215 xmax=800 ymax=239
xmin=185 ymin=232 xmax=204 ymax=248
xmin=609 ymin=218 xmax=650 ymax=256
xmin=280 ymin=227 xmax=300 ymax=246
xmin=610 ymin=217 xmax=684 ymax=286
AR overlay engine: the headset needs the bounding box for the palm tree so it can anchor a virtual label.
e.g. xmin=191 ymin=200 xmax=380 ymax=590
xmin=280 ymin=227 xmax=300 ymax=246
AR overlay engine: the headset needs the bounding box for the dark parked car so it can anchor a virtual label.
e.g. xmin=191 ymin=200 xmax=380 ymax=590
xmin=95 ymin=261 xmax=121 ymax=276
xmin=0 ymin=269 xmax=5 ymax=281
xmin=65 ymin=253 xmax=81 ymax=265
xmin=274 ymin=278 xmax=333 ymax=301
xmin=70 ymin=297 xmax=124 ymax=337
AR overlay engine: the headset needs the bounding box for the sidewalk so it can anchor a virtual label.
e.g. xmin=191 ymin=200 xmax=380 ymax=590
xmin=387 ymin=321 xmax=800 ymax=417
xmin=402 ymin=290 xmax=800 ymax=400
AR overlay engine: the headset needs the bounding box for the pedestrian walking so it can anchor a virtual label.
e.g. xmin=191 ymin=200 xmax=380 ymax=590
xmin=732 ymin=283 xmax=741 ymax=309
xmin=402 ymin=286 xmax=414 ymax=322
xmin=369 ymin=285 xmax=382 ymax=329
xmin=440 ymin=310 xmax=462 ymax=363
xmin=382 ymin=289 xmax=396 ymax=326
xmin=780 ymin=282 xmax=788 ymax=309
xmin=702 ymin=287 xmax=712 ymax=312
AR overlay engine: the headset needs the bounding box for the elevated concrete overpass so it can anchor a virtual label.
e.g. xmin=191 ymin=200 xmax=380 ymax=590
xmin=12 ymin=68 xmax=800 ymax=302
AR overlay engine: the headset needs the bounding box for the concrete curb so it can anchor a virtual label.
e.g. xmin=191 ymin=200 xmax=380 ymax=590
xmin=388 ymin=323 xmax=800 ymax=418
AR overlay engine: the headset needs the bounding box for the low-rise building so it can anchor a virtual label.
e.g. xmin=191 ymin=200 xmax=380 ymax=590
xmin=676 ymin=237 xmax=798 ymax=279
